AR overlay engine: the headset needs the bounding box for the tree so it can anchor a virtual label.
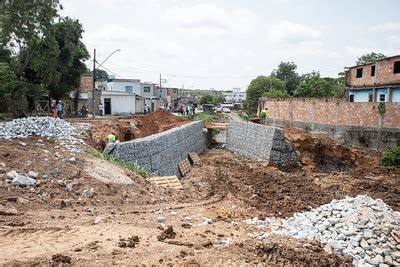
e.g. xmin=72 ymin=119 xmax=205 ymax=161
xmin=0 ymin=0 xmax=61 ymax=116
xmin=295 ymin=71 xmax=338 ymax=97
xmin=212 ymin=95 xmax=225 ymax=105
xmin=94 ymin=69 xmax=108 ymax=81
xmin=356 ymin=52 xmax=386 ymax=65
xmin=200 ymin=94 xmax=214 ymax=105
xmin=263 ymin=88 xmax=289 ymax=97
xmin=271 ymin=62 xmax=300 ymax=95
xmin=245 ymin=76 xmax=285 ymax=113
xmin=45 ymin=17 xmax=89 ymax=100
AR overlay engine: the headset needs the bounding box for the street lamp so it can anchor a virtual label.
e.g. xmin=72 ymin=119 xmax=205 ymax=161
xmin=92 ymin=48 xmax=121 ymax=118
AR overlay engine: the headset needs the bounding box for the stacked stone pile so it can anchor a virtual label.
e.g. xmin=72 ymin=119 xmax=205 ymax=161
xmin=249 ymin=195 xmax=400 ymax=267
xmin=0 ymin=117 xmax=84 ymax=151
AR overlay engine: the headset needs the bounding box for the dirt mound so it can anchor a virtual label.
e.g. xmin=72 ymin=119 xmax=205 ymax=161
xmin=157 ymin=226 xmax=176 ymax=241
xmin=284 ymin=128 xmax=380 ymax=172
xmin=88 ymin=109 xmax=187 ymax=149
xmin=183 ymin=149 xmax=399 ymax=217
xmin=251 ymin=237 xmax=352 ymax=266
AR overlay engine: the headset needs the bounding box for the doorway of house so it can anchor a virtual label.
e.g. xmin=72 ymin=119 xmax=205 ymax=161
xmin=104 ymin=98 xmax=111 ymax=115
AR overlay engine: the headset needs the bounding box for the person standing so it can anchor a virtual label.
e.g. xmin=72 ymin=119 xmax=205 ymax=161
xmin=192 ymin=104 xmax=196 ymax=115
xmin=260 ymin=108 xmax=268 ymax=125
xmin=57 ymin=101 xmax=63 ymax=119
xmin=99 ymin=102 xmax=104 ymax=116
xmin=52 ymin=101 xmax=58 ymax=119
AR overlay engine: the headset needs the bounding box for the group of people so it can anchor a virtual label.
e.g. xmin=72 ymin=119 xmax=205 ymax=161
xmin=178 ymin=105 xmax=196 ymax=116
xmin=51 ymin=101 xmax=63 ymax=119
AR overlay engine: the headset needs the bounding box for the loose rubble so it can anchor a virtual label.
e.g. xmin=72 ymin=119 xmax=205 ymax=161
xmin=0 ymin=117 xmax=84 ymax=152
xmin=249 ymin=195 xmax=400 ymax=266
xmin=7 ymin=170 xmax=36 ymax=186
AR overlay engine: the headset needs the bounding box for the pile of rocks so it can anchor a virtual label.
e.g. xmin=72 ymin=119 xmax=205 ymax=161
xmin=0 ymin=117 xmax=84 ymax=152
xmin=249 ymin=195 xmax=400 ymax=266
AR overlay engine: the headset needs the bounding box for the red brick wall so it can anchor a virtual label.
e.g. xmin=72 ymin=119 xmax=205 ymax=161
xmin=347 ymin=56 xmax=400 ymax=88
xmin=261 ymin=97 xmax=400 ymax=129
xmin=79 ymin=75 xmax=93 ymax=92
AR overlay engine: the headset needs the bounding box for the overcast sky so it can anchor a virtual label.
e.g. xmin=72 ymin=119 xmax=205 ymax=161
xmin=60 ymin=0 xmax=400 ymax=90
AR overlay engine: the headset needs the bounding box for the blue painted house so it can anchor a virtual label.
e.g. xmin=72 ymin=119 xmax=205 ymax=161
xmin=346 ymin=55 xmax=400 ymax=102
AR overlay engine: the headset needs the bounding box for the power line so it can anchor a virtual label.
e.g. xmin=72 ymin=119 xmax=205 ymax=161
xmin=105 ymin=63 xmax=254 ymax=79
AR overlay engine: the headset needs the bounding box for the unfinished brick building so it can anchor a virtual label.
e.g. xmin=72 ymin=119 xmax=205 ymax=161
xmin=346 ymin=55 xmax=400 ymax=102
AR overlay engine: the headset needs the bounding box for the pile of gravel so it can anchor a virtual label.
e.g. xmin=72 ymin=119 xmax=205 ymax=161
xmin=0 ymin=117 xmax=84 ymax=152
xmin=248 ymin=195 xmax=400 ymax=266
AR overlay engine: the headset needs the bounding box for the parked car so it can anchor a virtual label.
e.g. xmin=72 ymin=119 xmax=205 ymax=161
xmin=222 ymin=107 xmax=231 ymax=113
xmin=215 ymin=107 xmax=223 ymax=113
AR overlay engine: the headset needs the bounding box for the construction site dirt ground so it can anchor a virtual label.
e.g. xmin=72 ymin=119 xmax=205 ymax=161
xmin=0 ymin=114 xmax=399 ymax=266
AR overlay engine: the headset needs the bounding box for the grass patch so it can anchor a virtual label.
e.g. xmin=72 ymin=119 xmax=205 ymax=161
xmin=380 ymin=146 xmax=400 ymax=166
xmin=86 ymin=149 xmax=151 ymax=178
xmin=180 ymin=112 xmax=225 ymax=123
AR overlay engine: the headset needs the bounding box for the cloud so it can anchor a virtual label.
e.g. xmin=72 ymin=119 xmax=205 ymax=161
xmin=266 ymin=21 xmax=321 ymax=45
xmin=164 ymin=4 xmax=260 ymax=36
xmin=370 ymin=22 xmax=400 ymax=32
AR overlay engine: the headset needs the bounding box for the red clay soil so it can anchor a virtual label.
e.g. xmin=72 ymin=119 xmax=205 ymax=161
xmin=284 ymin=127 xmax=381 ymax=172
xmin=88 ymin=109 xmax=187 ymax=149
xmin=183 ymin=149 xmax=399 ymax=217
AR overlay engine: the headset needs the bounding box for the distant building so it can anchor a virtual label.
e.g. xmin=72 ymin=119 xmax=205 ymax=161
xmin=346 ymin=55 xmax=400 ymax=102
xmin=224 ymin=88 xmax=246 ymax=103
xmin=106 ymin=79 xmax=141 ymax=94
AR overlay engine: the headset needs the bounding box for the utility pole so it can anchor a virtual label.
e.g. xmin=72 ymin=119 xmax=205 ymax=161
xmin=159 ymin=74 xmax=162 ymax=108
xmin=92 ymin=48 xmax=96 ymax=118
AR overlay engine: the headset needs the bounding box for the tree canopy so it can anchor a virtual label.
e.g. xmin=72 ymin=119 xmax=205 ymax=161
xmin=245 ymin=75 xmax=285 ymax=113
xmin=271 ymin=62 xmax=300 ymax=95
xmin=0 ymin=1 xmax=89 ymax=117
xmin=199 ymin=94 xmax=225 ymax=105
xmin=356 ymin=52 xmax=386 ymax=65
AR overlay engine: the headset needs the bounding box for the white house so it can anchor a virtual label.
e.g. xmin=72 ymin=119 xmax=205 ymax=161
xmin=100 ymin=90 xmax=144 ymax=115
xmin=224 ymin=88 xmax=246 ymax=103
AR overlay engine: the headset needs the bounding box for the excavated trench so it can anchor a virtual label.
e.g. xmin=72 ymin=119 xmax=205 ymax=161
xmin=87 ymin=109 xmax=188 ymax=150
xmin=284 ymin=128 xmax=380 ymax=173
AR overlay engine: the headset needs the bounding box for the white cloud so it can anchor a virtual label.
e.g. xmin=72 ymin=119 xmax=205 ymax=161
xmin=164 ymin=4 xmax=261 ymax=36
xmin=266 ymin=21 xmax=321 ymax=45
xmin=370 ymin=22 xmax=400 ymax=32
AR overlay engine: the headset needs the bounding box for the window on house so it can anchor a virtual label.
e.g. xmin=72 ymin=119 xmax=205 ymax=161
xmin=356 ymin=68 xmax=363 ymax=78
xmin=371 ymin=65 xmax=375 ymax=76
xmin=368 ymin=93 xmax=373 ymax=102
xmin=379 ymin=94 xmax=386 ymax=102
xmin=125 ymin=86 xmax=133 ymax=93
xmin=394 ymin=61 xmax=400 ymax=73
xmin=144 ymin=86 xmax=150 ymax=92
xmin=349 ymin=95 xmax=354 ymax=102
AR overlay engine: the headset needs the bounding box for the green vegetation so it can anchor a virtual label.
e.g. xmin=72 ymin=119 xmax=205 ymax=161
xmin=0 ymin=1 xmax=88 ymax=117
xmin=182 ymin=112 xmax=225 ymax=124
xmin=356 ymin=52 xmax=386 ymax=65
xmin=271 ymin=62 xmax=300 ymax=95
xmin=380 ymin=146 xmax=400 ymax=167
xmin=244 ymin=52 xmax=389 ymax=112
xmin=199 ymin=93 xmax=225 ymax=105
xmin=209 ymin=128 xmax=220 ymax=140
xmin=295 ymin=71 xmax=343 ymax=97
xmin=245 ymin=75 xmax=285 ymax=113
xmin=86 ymin=149 xmax=151 ymax=178
xmin=263 ymin=88 xmax=290 ymax=98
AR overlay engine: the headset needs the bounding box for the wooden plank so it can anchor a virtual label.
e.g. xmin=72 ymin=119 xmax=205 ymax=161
xmin=188 ymin=152 xmax=201 ymax=165
xmin=149 ymin=176 xmax=183 ymax=190
xmin=178 ymin=159 xmax=191 ymax=177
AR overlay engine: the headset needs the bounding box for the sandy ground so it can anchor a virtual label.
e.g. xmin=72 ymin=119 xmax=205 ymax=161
xmin=0 ymin=115 xmax=398 ymax=265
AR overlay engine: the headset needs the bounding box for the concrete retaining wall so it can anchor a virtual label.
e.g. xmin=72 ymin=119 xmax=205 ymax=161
xmin=110 ymin=120 xmax=209 ymax=176
xmin=226 ymin=120 xmax=298 ymax=167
